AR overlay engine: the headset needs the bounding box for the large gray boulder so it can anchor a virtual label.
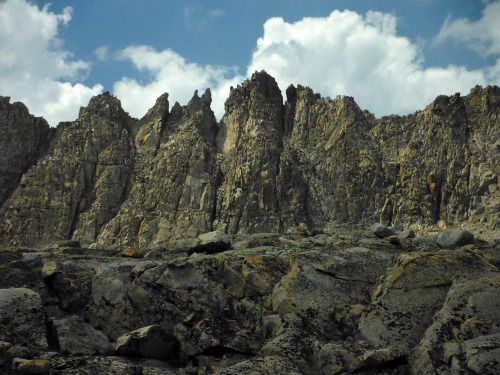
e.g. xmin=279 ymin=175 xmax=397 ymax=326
xmin=0 ymin=288 xmax=47 ymax=348
xmin=357 ymin=251 xmax=496 ymax=350
xmin=191 ymin=230 xmax=231 ymax=254
xmin=409 ymin=277 xmax=500 ymax=374
xmin=436 ymin=229 xmax=475 ymax=249
xmin=370 ymin=223 xmax=395 ymax=238
xmin=50 ymin=315 xmax=113 ymax=355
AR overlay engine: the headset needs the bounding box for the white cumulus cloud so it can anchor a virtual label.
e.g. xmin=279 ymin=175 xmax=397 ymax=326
xmin=435 ymin=0 xmax=500 ymax=83
xmin=436 ymin=0 xmax=500 ymax=57
xmin=247 ymin=10 xmax=489 ymax=117
xmin=113 ymin=45 xmax=243 ymax=119
xmin=0 ymin=0 xmax=102 ymax=126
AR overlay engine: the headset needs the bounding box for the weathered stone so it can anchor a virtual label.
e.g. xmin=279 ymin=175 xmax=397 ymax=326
xmin=436 ymin=228 xmax=475 ymax=249
xmin=50 ymin=315 xmax=113 ymax=355
xmin=0 ymin=288 xmax=47 ymax=348
xmin=398 ymin=230 xmax=416 ymax=240
xmin=409 ymin=277 xmax=500 ymax=374
xmin=1 ymin=79 xmax=499 ymax=250
xmin=44 ymin=261 xmax=94 ymax=313
xmin=94 ymin=89 xmax=218 ymax=250
xmin=388 ymin=235 xmax=401 ymax=246
xmin=114 ymin=325 xmax=178 ymax=360
xmin=316 ymin=343 xmax=363 ymax=375
xmin=4 ymin=345 xmax=36 ymax=362
xmin=191 ymin=230 xmax=231 ymax=254
xmin=0 ymin=92 xmax=136 ymax=248
xmin=0 ymin=96 xmax=52 ymax=208
xmin=215 ymin=356 xmax=302 ymax=375
xmin=463 ymin=333 xmax=500 ymax=374
xmin=0 ymin=76 xmax=499 ymax=375
xmin=357 ymin=252 xmax=496 ymax=350
xmin=370 ymin=223 xmax=396 ymax=238
xmin=89 ymin=261 xmax=142 ymax=339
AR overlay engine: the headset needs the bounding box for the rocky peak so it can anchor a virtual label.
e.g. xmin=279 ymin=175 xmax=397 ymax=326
xmin=93 ymin=90 xmax=219 ymax=250
xmin=140 ymin=93 xmax=169 ymax=126
xmin=184 ymin=88 xmax=218 ymax=143
xmin=79 ymin=91 xmax=133 ymax=128
xmin=135 ymin=93 xmax=169 ymax=157
xmin=220 ymin=70 xmax=284 ymax=152
xmin=0 ymin=96 xmax=52 ymax=208
xmin=214 ymin=71 xmax=285 ymax=234
xmin=188 ymin=88 xmax=212 ymax=111
xmin=0 ymin=95 xmax=10 ymax=110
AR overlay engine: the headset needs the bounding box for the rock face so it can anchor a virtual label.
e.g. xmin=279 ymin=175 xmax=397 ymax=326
xmin=214 ymin=73 xmax=284 ymax=234
xmin=0 ymin=96 xmax=52 ymax=208
xmin=0 ymin=73 xmax=499 ymax=248
xmin=93 ymin=89 xmax=219 ymax=250
xmin=114 ymin=325 xmax=178 ymax=360
xmin=50 ymin=315 xmax=113 ymax=355
xmin=0 ymin=93 xmax=135 ymax=247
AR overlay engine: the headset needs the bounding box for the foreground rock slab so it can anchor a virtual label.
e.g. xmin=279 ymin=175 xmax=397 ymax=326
xmin=0 ymin=288 xmax=47 ymax=349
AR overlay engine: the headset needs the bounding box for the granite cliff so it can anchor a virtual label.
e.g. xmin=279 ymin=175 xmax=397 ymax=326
xmin=0 ymin=72 xmax=499 ymax=374
xmin=1 ymin=72 xmax=498 ymax=249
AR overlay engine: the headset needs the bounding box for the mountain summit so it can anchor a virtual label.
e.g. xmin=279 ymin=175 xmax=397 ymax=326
xmin=1 ymin=72 xmax=498 ymax=248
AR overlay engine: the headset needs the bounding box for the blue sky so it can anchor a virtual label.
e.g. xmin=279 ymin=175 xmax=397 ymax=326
xmin=1 ymin=0 xmax=499 ymax=126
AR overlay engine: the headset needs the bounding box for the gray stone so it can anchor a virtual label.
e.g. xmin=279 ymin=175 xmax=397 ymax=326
xmin=190 ymin=230 xmax=231 ymax=254
xmin=0 ymin=288 xmax=47 ymax=348
xmin=370 ymin=223 xmax=395 ymax=238
xmin=114 ymin=325 xmax=178 ymax=360
xmin=358 ymin=252 xmax=496 ymax=350
xmin=436 ymin=229 xmax=475 ymax=249
xmin=215 ymin=356 xmax=302 ymax=375
xmin=398 ymin=230 xmax=416 ymax=240
xmin=463 ymin=334 xmax=500 ymax=374
xmin=50 ymin=315 xmax=113 ymax=355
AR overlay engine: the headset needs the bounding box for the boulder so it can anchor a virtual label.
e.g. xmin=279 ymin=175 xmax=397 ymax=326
xmin=370 ymin=223 xmax=395 ymax=238
xmin=409 ymin=278 xmax=500 ymax=374
xmin=114 ymin=325 xmax=179 ymax=360
xmin=190 ymin=230 xmax=231 ymax=254
xmin=89 ymin=261 xmax=142 ymax=339
xmin=50 ymin=315 xmax=113 ymax=355
xmin=436 ymin=229 xmax=475 ymax=249
xmin=398 ymin=230 xmax=416 ymax=240
xmin=0 ymin=288 xmax=47 ymax=348
xmin=388 ymin=235 xmax=401 ymax=246
xmin=357 ymin=252 xmax=496 ymax=350
xmin=462 ymin=333 xmax=500 ymax=374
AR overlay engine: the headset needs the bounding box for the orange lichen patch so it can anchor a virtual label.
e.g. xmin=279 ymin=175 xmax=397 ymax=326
xmin=379 ymin=252 xmax=495 ymax=291
xmin=120 ymin=249 xmax=140 ymax=258
xmin=241 ymin=253 xmax=267 ymax=269
xmin=18 ymin=359 xmax=52 ymax=374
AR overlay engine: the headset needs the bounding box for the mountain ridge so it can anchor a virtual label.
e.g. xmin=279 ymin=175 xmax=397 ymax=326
xmin=0 ymin=71 xmax=499 ymax=249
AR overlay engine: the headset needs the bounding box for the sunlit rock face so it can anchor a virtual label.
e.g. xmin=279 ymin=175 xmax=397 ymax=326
xmin=0 ymin=74 xmax=499 ymax=249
